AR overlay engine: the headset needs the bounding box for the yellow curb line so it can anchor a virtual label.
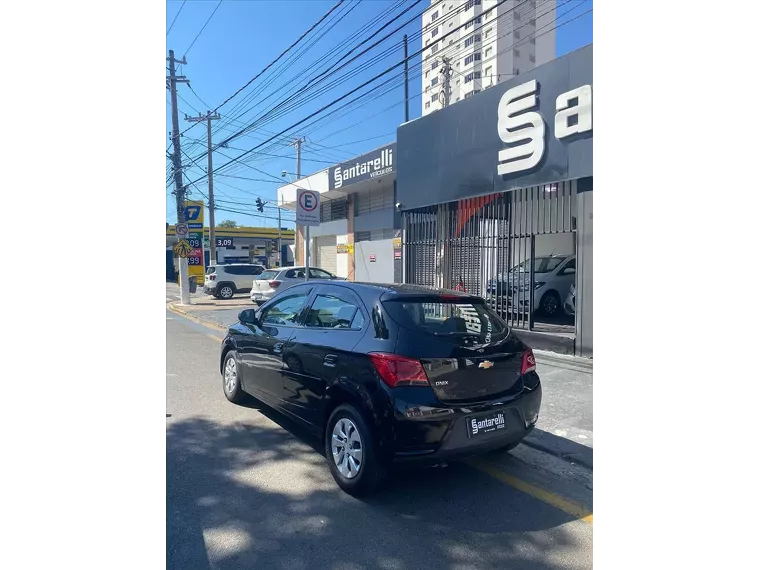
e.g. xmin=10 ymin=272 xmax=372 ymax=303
xmin=466 ymin=458 xmax=593 ymax=525
xmin=167 ymin=302 xmax=228 ymax=334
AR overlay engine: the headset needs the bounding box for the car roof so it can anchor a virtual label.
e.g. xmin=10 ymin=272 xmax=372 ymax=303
xmin=311 ymin=281 xmax=478 ymax=298
xmin=218 ymin=263 xmax=264 ymax=266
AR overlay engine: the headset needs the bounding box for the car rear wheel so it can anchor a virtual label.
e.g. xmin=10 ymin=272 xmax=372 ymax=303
xmin=222 ymin=350 xmax=246 ymax=404
xmin=216 ymin=284 xmax=235 ymax=300
xmin=325 ymin=404 xmax=385 ymax=497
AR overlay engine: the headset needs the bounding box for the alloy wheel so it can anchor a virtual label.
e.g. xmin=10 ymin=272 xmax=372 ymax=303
xmin=331 ymin=418 xmax=363 ymax=479
xmin=224 ymin=357 xmax=237 ymax=394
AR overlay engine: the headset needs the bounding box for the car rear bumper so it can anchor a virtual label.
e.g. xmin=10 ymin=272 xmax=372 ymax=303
xmin=382 ymin=382 xmax=542 ymax=464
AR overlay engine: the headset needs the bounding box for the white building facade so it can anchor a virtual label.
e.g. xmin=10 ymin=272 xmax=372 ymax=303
xmin=421 ymin=0 xmax=556 ymax=116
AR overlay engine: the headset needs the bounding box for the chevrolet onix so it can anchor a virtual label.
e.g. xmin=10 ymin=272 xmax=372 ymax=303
xmin=220 ymin=282 xmax=542 ymax=496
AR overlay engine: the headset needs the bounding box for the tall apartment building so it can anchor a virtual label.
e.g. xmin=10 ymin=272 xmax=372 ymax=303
xmin=421 ymin=0 xmax=556 ymax=116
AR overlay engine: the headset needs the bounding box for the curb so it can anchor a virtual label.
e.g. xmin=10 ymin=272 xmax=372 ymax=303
xmin=521 ymin=435 xmax=593 ymax=470
xmin=167 ymin=302 xmax=227 ymax=333
xmin=534 ymin=350 xmax=593 ymax=374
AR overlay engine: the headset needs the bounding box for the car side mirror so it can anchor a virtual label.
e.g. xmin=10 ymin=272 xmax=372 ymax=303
xmin=562 ymin=267 xmax=576 ymax=275
xmin=238 ymin=309 xmax=258 ymax=325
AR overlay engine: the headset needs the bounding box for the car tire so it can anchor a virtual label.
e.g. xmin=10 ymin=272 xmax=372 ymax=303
xmin=325 ymin=404 xmax=385 ymax=497
xmin=538 ymin=290 xmax=561 ymax=316
xmin=221 ymin=350 xmax=246 ymax=404
xmin=216 ymin=283 xmax=235 ymax=300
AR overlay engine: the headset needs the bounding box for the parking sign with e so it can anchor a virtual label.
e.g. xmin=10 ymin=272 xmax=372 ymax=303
xmin=296 ymin=189 xmax=320 ymax=226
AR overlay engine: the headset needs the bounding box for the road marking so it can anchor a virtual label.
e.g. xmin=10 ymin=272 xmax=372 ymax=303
xmin=206 ymin=333 xmax=223 ymax=342
xmin=466 ymin=458 xmax=593 ymax=525
xmin=166 ymin=317 xmax=174 ymax=320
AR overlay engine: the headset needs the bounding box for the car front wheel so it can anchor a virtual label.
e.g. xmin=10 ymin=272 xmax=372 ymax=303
xmin=325 ymin=404 xmax=385 ymax=497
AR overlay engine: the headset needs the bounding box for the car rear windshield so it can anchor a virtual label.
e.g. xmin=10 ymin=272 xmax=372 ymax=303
xmin=382 ymin=296 xmax=508 ymax=343
xmin=205 ymin=267 xmax=216 ymax=275
xmin=258 ymin=270 xmax=279 ymax=280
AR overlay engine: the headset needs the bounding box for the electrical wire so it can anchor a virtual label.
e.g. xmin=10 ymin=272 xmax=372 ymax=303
xmin=215 ymin=1 xmax=589 ymax=185
xmin=173 ymin=0 xmax=585 ymax=211
xmin=183 ymin=0 xmax=224 ymax=58
xmin=167 ymin=0 xmax=186 ymax=37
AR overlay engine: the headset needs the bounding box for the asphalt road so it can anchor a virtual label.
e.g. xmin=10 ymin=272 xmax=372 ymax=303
xmin=167 ymin=308 xmax=593 ymax=570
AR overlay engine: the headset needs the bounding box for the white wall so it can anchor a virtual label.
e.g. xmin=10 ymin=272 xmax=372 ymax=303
xmin=277 ymin=169 xmax=329 ymax=207
xmin=355 ymin=238 xmax=395 ymax=283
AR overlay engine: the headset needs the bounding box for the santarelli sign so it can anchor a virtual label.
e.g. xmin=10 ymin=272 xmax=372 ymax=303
xmin=396 ymin=44 xmax=593 ymax=210
xmin=329 ymin=143 xmax=396 ymax=191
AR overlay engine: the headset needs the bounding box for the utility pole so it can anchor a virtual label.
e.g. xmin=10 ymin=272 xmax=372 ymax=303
xmin=277 ymin=206 xmax=282 ymax=268
xmin=167 ymin=49 xmax=191 ymax=304
xmin=185 ymin=110 xmax=221 ymax=265
xmin=291 ymin=137 xmax=307 ymax=280
xmin=440 ymin=56 xmax=452 ymax=109
xmin=403 ymin=34 xmax=409 ymax=122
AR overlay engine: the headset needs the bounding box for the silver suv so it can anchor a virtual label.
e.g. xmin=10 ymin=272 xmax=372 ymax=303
xmin=205 ymin=263 xmax=266 ymax=299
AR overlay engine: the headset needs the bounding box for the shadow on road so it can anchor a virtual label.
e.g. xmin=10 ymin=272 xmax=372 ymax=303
xmin=168 ymin=403 xmax=589 ymax=569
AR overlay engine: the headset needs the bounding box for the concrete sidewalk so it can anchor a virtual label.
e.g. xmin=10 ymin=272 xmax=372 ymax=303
xmin=166 ymin=282 xmax=593 ymax=469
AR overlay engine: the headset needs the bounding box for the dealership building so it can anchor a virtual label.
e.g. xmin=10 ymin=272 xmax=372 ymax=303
xmin=397 ymin=44 xmax=593 ymax=356
xmin=278 ymin=142 xmax=401 ymax=282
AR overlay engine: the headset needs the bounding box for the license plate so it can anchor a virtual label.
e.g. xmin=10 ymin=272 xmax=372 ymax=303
xmin=252 ymin=293 xmax=263 ymax=300
xmin=466 ymin=411 xmax=506 ymax=438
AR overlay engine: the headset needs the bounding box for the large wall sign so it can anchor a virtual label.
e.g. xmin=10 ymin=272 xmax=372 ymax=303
xmin=396 ymin=44 xmax=593 ymax=210
xmin=329 ymin=143 xmax=396 ymax=190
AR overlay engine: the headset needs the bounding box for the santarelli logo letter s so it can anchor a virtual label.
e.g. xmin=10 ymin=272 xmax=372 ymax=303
xmin=497 ymin=79 xmax=545 ymax=176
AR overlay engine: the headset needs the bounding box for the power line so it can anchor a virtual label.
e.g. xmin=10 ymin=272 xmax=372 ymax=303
xmin=211 ymin=0 xmax=587 ymax=183
xmin=187 ymin=2 xmax=418 ymax=164
xmin=212 ymin=0 xmax=344 ymax=113
xmin=166 ymin=0 xmax=186 ymax=37
xmin=183 ymin=0 xmax=224 ymax=58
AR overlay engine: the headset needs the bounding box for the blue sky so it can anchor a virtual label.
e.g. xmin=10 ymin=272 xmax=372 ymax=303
xmin=166 ymin=0 xmax=592 ymax=228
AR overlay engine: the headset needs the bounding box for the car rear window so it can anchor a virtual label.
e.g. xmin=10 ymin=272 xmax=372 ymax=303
xmin=382 ymin=296 xmax=507 ymax=343
xmin=258 ymin=270 xmax=279 ymax=280
xmin=205 ymin=267 xmax=216 ymax=275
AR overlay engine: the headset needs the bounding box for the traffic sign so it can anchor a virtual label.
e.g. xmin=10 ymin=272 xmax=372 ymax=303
xmin=175 ymin=223 xmax=189 ymax=239
xmin=296 ymin=189 xmax=320 ymax=226
xmin=173 ymin=239 xmax=193 ymax=258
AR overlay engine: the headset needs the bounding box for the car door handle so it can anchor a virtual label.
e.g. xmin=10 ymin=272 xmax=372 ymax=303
xmin=323 ymin=354 xmax=338 ymax=368
xmin=273 ymin=343 xmax=284 ymax=355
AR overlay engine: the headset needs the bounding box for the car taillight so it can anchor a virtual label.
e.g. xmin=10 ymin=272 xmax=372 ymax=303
xmin=209 ymin=274 xmax=216 ymax=281
xmin=521 ymin=349 xmax=536 ymax=375
xmin=268 ymin=280 xmax=281 ymax=288
xmin=369 ymin=353 xmax=429 ymax=388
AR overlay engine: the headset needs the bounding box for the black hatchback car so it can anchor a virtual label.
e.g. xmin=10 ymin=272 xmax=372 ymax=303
xmin=220 ymin=282 xmax=542 ymax=496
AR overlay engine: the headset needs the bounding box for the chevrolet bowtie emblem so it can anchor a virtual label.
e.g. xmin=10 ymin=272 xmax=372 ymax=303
xmin=478 ymin=361 xmax=494 ymax=369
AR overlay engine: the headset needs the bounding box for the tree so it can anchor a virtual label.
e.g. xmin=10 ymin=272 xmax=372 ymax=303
xmin=218 ymin=220 xmax=237 ymax=228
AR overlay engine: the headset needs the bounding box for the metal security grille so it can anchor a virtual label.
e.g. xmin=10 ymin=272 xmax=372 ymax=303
xmin=354 ymin=186 xmax=394 ymax=215
xmin=321 ymin=197 xmax=348 ymax=222
xmin=403 ymin=181 xmax=577 ymax=330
